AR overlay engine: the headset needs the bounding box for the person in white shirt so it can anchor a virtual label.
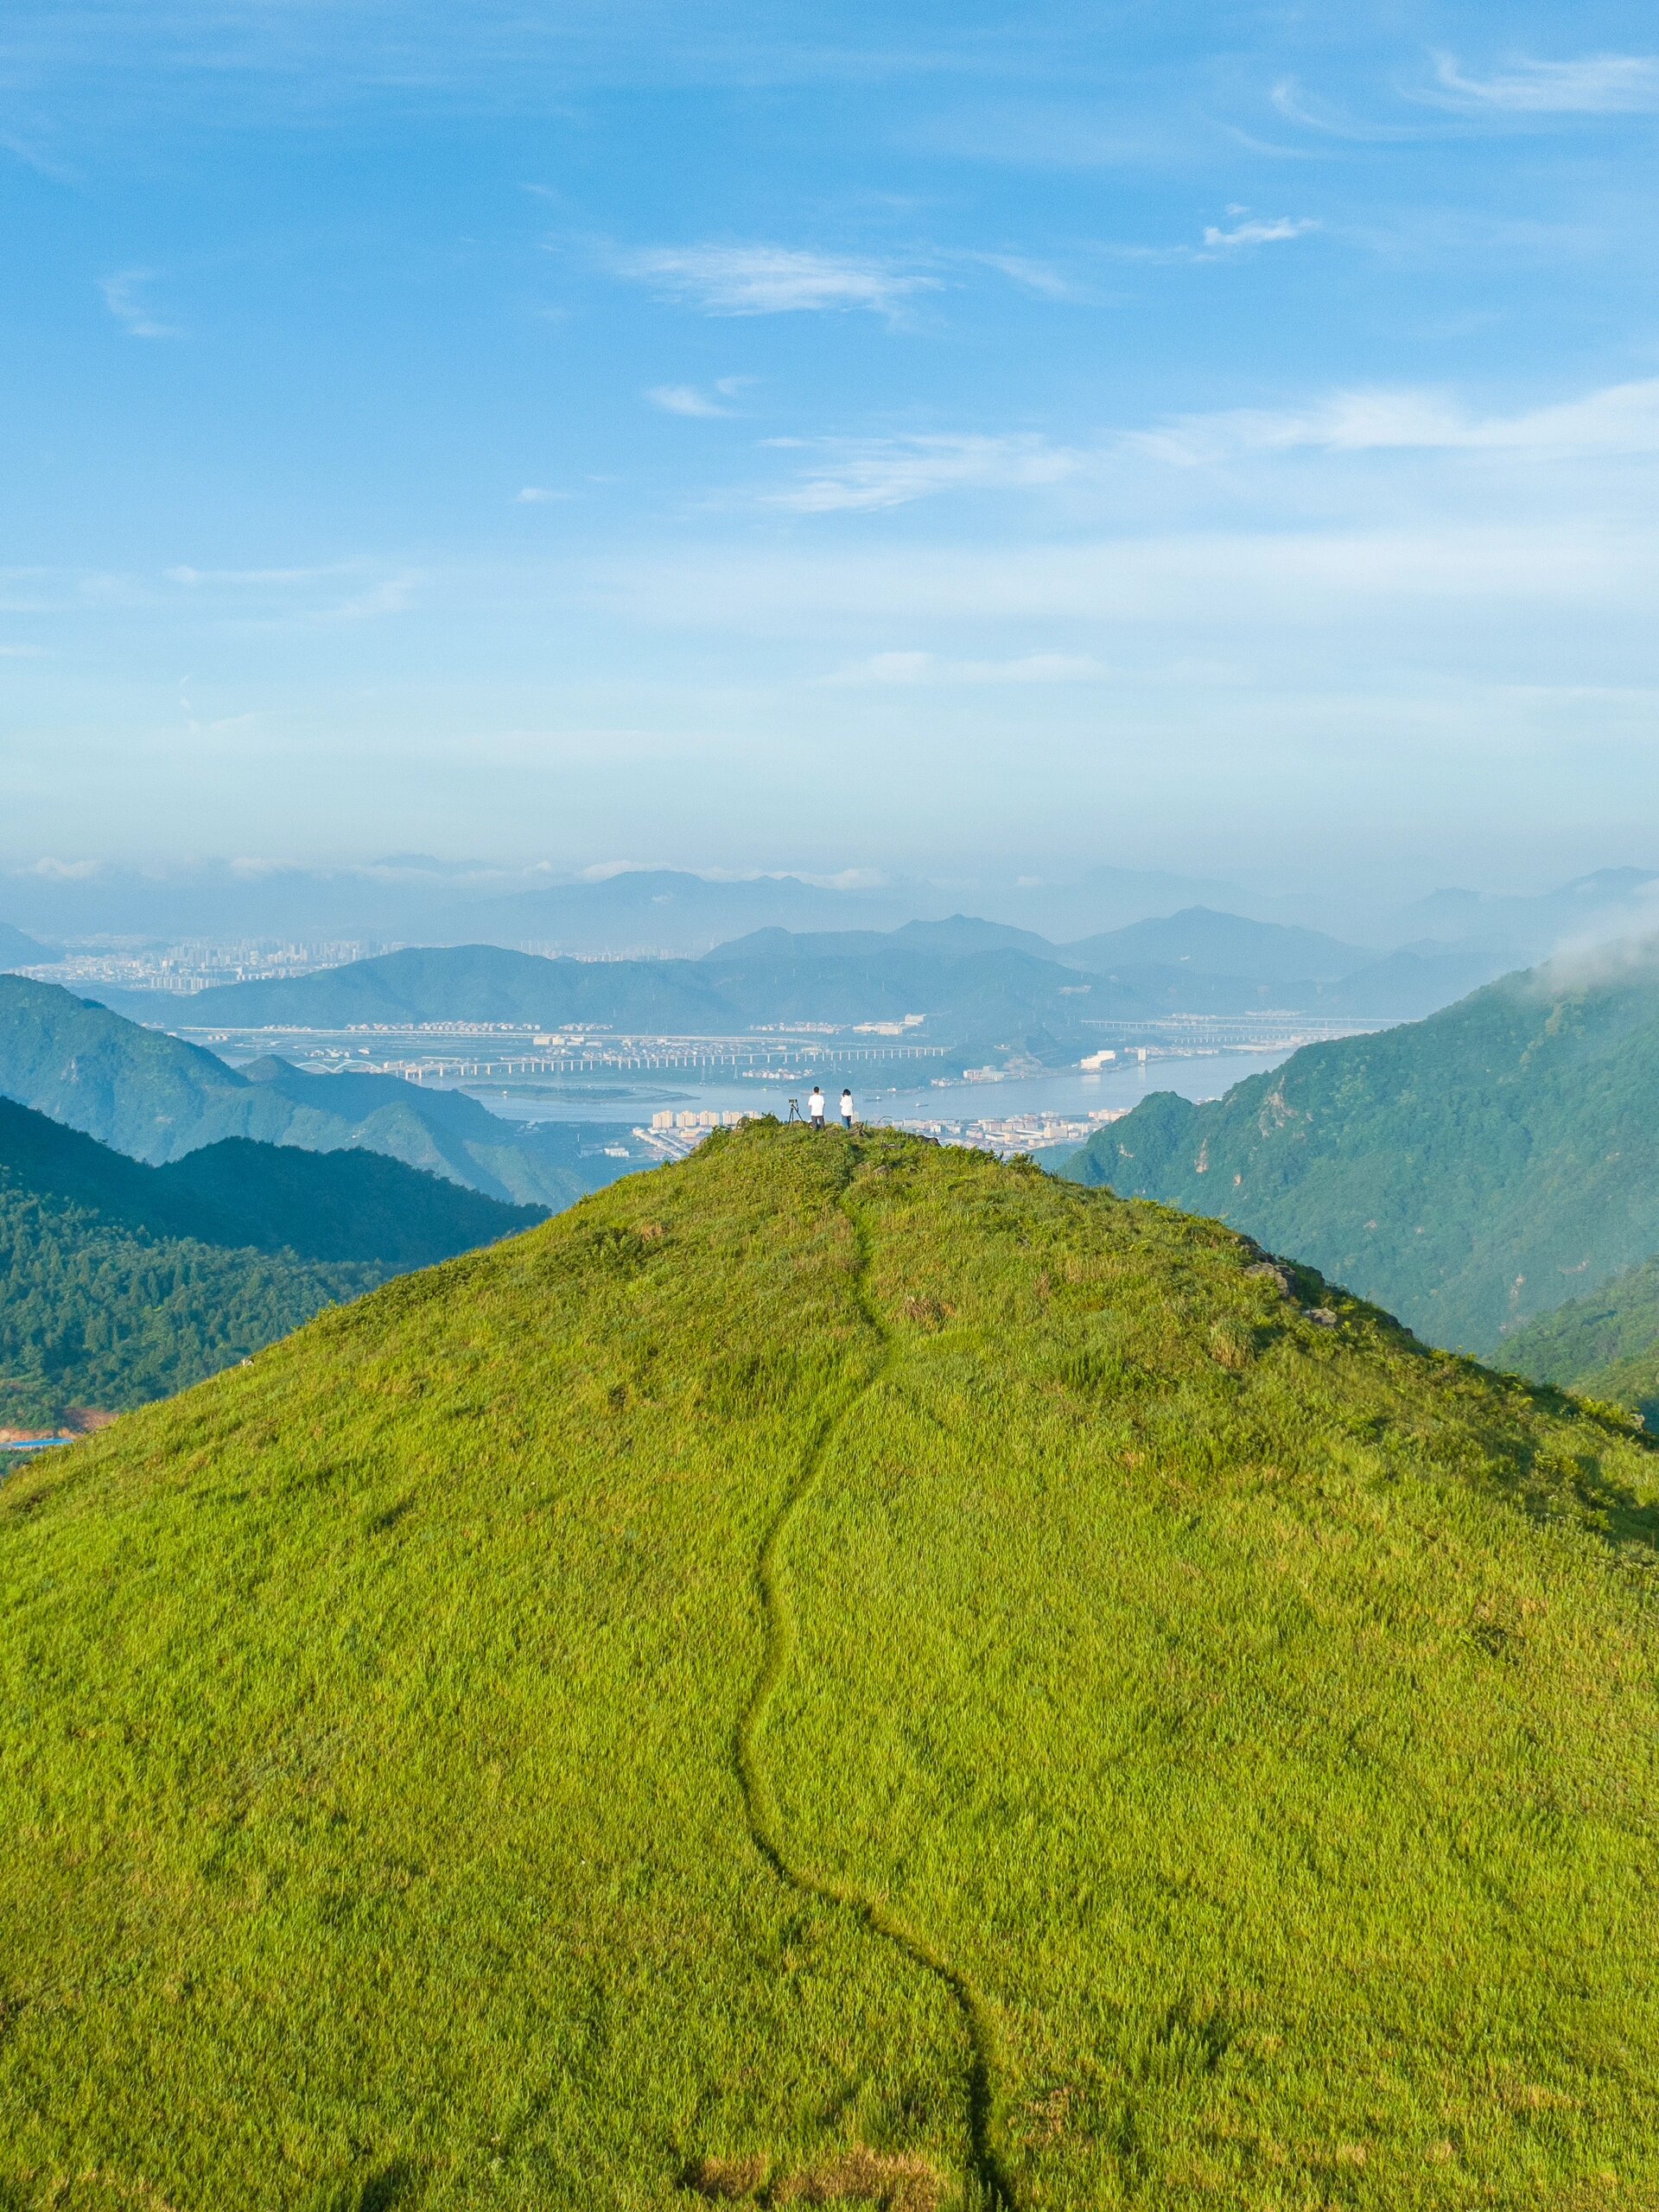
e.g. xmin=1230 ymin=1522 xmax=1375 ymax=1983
xmin=808 ymin=1087 xmax=825 ymax=1128
xmin=840 ymin=1088 xmax=855 ymax=1129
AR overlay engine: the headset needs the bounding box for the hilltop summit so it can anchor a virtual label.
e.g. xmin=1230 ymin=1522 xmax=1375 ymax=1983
xmin=4 ymin=1123 xmax=1659 ymax=2207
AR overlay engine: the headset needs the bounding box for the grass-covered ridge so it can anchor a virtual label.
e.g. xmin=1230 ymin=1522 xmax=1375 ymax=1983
xmin=4 ymin=1123 xmax=1659 ymax=2209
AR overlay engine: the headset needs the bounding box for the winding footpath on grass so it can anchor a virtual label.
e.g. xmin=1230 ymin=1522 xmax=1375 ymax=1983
xmin=734 ymin=1165 xmax=1020 ymax=2211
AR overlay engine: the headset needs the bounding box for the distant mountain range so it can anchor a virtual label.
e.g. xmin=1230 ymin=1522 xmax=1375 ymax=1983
xmin=715 ymin=907 xmax=1507 ymax=1018
xmin=1063 ymin=906 xmax=1367 ymax=982
xmin=99 ymin=941 xmax=1121 ymax=1067
xmin=713 ymin=905 xmax=1370 ymax=979
xmin=1058 ymin=938 xmax=1659 ymax=1352
xmin=0 ymin=920 xmax=55 ymax=969
xmin=96 ymin=905 xmax=1521 ymax=1052
xmin=0 ymin=977 xmax=642 ymax=1210
xmin=455 ymin=868 xmax=918 ymax=955
xmin=0 ymin=1094 xmax=538 ymax=1432
xmin=0 ymin=860 xmax=1243 ymax=952
xmin=6 ymin=857 xmax=1656 ymax=961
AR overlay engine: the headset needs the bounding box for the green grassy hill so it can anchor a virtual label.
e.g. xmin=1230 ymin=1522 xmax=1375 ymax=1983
xmin=1060 ymin=946 xmax=1659 ymax=1353
xmin=4 ymin=1123 xmax=1659 ymax=2208
xmin=0 ymin=1096 xmax=539 ymax=1431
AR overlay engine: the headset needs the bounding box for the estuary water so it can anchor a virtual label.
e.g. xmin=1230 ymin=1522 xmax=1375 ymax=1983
xmin=461 ymin=1048 xmax=1297 ymax=1130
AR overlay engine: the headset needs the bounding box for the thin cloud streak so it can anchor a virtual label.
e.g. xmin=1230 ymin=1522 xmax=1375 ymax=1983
xmin=1202 ymin=214 xmax=1318 ymax=248
xmin=762 ymin=431 xmax=1088 ymax=512
xmin=755 ymin=376 xmax=1659 ymax=512
xmin=1267 ymin=78 xmax=1424 ymax=143
xmin=1137 ymin=378 xmax=1659 ymax=465
xmin=612 ymin=243 xmax=935 ymax=316
xmin=164 ymin=562 xmax=419 ymax=626
xmin=646 ymin=380 xmax=745 ymax=417
xmin=967 ymin=251 xmax=1080 ymax=299
xmin=1427 ymin=51 xmax=1659 ymax=114
xmin=599 ymin=523 xmax=1659 ymax=638
xmin=99 ymin=269 xmax=179 ymax=339
xmin=823 ymin=649 xmax=1110 ymax=686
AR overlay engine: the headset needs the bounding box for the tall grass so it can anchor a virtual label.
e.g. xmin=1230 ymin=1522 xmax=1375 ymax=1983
xmin=3 ymin=1123 xmax=1657 ymax=2209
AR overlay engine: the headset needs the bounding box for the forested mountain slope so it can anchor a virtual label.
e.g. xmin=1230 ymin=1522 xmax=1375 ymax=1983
xmin=1501 ymin=1256 xmax=1659 ymax=1427
xmin=4 ymin=1123 xmax=1658 ymax=2206
xmin=0 ymin=1097 xmax=539 ymax=1430
xmin=0 ymin=1185 xmax=376 ymax=1434
xmin=0 ymin=976 xmax=632 ymax=1209
xmin=1061 ymin=947 xmax=1659 ymax=1351
xmin=151 ymin=1134 xmax=542 ymax=1263
xmin=0 ymin=1095 xmax=541 ymax=1265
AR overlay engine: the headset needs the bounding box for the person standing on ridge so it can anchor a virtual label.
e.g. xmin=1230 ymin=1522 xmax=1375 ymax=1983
xmin=840 ymin=1088 xmax=855 ymax=1129
xmin=809 ymin=1086 xmax=825 ymax=1128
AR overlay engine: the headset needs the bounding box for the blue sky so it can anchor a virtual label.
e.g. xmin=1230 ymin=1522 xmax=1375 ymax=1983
xmin=4 ymin=2 xmax=1659 ymax=892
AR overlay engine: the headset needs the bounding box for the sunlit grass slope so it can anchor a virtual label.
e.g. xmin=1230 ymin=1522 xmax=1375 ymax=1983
xmin=4 ymin=1123 xmax=1659 ymax=2211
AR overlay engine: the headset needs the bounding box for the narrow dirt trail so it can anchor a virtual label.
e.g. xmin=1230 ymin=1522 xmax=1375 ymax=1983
xmin=734 ymin=1160 xmax=1020 ymax=2211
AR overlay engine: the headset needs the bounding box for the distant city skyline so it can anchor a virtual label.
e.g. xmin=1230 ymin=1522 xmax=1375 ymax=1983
xmin=4 ymin=2 xmax=1658 ymax=879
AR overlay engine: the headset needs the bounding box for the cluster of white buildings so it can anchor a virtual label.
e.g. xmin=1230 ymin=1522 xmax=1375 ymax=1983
xmin=893 ymin=1106 xmax=1129 ymax=1159
xmin=636 ymin=1109 xmax=760 ymax=1160
xmin=17 ymin=940 xmax=391 ymax=995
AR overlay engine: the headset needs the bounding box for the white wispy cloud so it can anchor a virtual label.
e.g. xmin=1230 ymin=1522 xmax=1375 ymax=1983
xmin=1202 ymin=213 xmax=1318 ymax=249
xmin=613 ymin=244 xmax=934 ymax=317
xmin=514 ymin=486 xmax=570 ymax=503
xmin=764 ymin=431 xmax=1087 ymax=513
xmin=968 ymin=251 xmax=1078 ymax=300
xmin=164 ymin=562 xmax=416 ymax=624
xmin=0 ymin=129 xmax=79 ymax=182
xmin=647 ymin=385 xmax=728 ymax=417
xmin=601 ymin=523 xmax=1659 ymax=638
xmin=1268 ymin=78 xmax=1421 ymax=143
xmin=752 ymin=375 xmax=1659 ymax=514
xmin=645 ymin=377 xmax=748 ymax=418
xmin=823 ymin=650 xmax=1109 ymax=686
xmin=1135 ymin=378 xmax=1659 ymax=466
xmin=99 ymin=269 xmax=179 ymax=340
xmin=166 ymin=564 xmax=336 ymax=587
xmin=1428 ymin=51 xmax=1659 ymax=114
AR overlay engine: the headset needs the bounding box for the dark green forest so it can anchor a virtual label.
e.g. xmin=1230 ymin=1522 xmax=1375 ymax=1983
xmin=1060 ymin=951 xmax=1659 ymax=1352
xmin=0 ymin=1178 xmax=379 ymax=1433
xmin=0 ymin=1093 xmax=543 ymax=1434
xmin=1500 ymin=1254 xmax=1659 ymax=1426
